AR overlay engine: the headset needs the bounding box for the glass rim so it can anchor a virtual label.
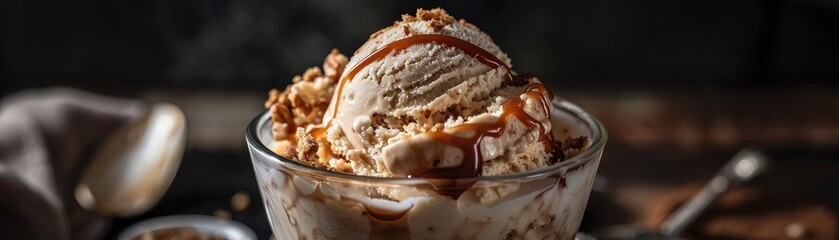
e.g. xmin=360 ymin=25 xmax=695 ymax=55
xmin=246 ymin=99 xmax=607 ymax=184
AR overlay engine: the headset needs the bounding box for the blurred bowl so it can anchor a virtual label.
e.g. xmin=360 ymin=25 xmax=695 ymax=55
xmin=118 ymin=215 xmax=256 ymax=240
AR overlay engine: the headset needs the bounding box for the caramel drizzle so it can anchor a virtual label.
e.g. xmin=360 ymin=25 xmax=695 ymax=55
xmin=332 ymin=34 xmax=521 ymax=119
xmin=322 ymin=34 xmax=558 ymax=178
xmin=413 ymin=85 xmax=554 ymax=178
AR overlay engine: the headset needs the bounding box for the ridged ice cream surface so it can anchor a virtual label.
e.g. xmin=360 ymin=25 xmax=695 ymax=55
xmin=264 ymin=8 xmax=587 ymax=178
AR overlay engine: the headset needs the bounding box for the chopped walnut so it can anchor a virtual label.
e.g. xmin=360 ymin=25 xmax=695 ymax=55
xmin=402 ymin=8 xmax=456 ymax=31
xmin=323 ymin=49 xmax=348 ymax=81
xmin=291 ymin=75 xmax=302 ymax=83
xmin=370 ymin=8 xmax=469 ymax=41
xmin=270 ymin=103 xmax=295 ymax=140
xmin=280 ymin=145 xmax=296 ymax=160
xmin=264 ymin=49 xmax=349 ymax=168
xmin=264 ymin=88 xmax=280 ymax=108
xmin=302 ymin=67 xmax=321 ymax=82
xmin=268 ymin=85 xmax=296 ymax=141
xmin=265 ymin=50 xmax=349 ymax=142
xmin=295 ymin=128 xmax=327 ymax=168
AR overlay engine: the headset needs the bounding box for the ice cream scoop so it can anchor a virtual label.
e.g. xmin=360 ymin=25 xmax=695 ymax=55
xmin=591 ymin=149 xmax=768 ymax=240
xmin=251 ymin=8 xmax=605 ymax=239
xmin=299 ymin=9 xmax=567 ymax=178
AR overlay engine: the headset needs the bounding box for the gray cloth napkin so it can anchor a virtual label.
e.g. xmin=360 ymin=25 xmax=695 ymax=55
xmin=0 ymin=88 xmax=145 ymax=240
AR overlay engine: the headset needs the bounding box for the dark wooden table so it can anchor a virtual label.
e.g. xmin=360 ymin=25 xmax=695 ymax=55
xmin=101 ymin=87 xmax=839 ymax=239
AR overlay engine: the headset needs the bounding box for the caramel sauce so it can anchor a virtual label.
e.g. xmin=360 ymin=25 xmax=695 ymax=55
xmin=316 ymin=34 xmax=558 ymax=179
xmin=332 ymin=34 xmax=524 ymax=119
xmin=409 ymin=84 xmax=554 ymax=178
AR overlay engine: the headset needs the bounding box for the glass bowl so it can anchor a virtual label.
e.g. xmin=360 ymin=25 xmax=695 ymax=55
xmin=246 ymin=99 xmax=606 ymax=239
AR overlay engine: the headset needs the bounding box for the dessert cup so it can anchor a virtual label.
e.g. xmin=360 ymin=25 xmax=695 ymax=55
xmin=246 ymin=99 xmax=606 ymax=239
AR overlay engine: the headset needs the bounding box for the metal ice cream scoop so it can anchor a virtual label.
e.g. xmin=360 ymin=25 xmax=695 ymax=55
xmin=75 ymin=103 xmax=186 ymax=217
xmin=658 ymin=149 xmax=767 ymax=237
xmin=593 ymin=149 xmax=768 ymax=240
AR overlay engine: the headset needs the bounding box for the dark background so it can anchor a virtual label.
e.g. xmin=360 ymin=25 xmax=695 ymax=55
xmin=3 ymin=0 xmax=839 ymax=239
xmin=4 ymin=0 xmax=838 ymax=92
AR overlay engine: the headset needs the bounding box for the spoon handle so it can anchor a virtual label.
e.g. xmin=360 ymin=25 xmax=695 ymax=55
xmin=660 ymin=149 xmax=767 ymax=237
xmin=659 ymin=175 xmax=727 ymax=237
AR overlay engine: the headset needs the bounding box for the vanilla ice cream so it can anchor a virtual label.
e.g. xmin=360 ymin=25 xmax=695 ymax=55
xmin=265 ymin=8 xmax=585 ymax=178
xmin=251 ymin=8 xmax=604 ymax=240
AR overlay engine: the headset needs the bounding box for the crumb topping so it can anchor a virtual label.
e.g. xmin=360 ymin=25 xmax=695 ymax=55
xmin=265 ymin=49 xmax=348 ymax=144
xmin=265 ymin=49 xmax=349 ymax=164
xmin=293 ymin=128 xmax=325 ymax=168
xmin=323 ymin=49 xmax=348 ymax=80
xmin=370 ymin=8 xmax=475 ymax=40
xmin=402 ymin=8 xmax=457 ymax=31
